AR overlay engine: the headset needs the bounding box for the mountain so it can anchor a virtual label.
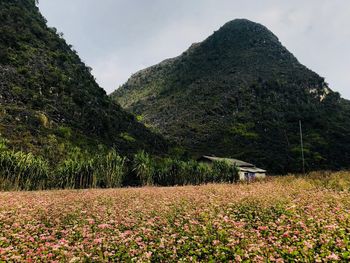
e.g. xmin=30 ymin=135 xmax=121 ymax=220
xmin=0 ymin=0 xmax=168 ymax=161
xmin=112 ymin=19 xmax=350 ymax=173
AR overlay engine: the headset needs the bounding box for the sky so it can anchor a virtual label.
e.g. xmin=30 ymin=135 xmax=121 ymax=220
xmin=38 ymin=0 xmax=350 ymax=99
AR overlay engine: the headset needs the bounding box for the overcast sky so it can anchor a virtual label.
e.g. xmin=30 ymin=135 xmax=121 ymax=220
xmin=39 ymin=0 xmax=350 ymax=99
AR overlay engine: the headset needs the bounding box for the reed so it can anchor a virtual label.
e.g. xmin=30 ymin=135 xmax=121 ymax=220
xmin=94 ymin=150 xmax=126 ymax=188
xmin=0 ymin=140 xmax=238 ymax=190
xmin=0 ymin=150 xmax=49 ymax=190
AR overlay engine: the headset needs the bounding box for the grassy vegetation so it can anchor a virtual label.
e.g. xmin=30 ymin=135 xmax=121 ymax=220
xmin=303 ymin=171 xmax=350 ymax=192
xmin=0 ymin=172 xmax=350 ymax=261
xmin=0 ymin=136 xmax=238 ymax=190
xmin=0 ymin=150 xmax=49 ymax=191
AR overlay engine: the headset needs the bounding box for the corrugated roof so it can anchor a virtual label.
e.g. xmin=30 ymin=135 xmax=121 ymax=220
xmin=200 ymin=156 xmax=255 ymax=167
xmin=239 ymin=167 xmax=267 ymax=173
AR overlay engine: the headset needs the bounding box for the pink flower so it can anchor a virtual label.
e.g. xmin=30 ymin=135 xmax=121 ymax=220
xmin=98 ymin=223 xmax=110 ymax=229
xmin=326 ymin=253 xmax=339 ymax=261
xmin=258 ymin=226 xmax=268 ymax=231
xmin=93 ymin=238 xmax=103 ymax=244
xmin=235 ymin=255 xmax=242 ymax=262
xmin=304 ymin=241 xmax=313 ymax=249
xmin=212 ymin=240 xmax=220 ymax=246
xmin=120 ymin=230 xmax=132 ymax=238
xmin=145 ymin=251 xmax=152 ymax=259
xmin=325 ymin=225 xmax=337 ymax=231
xmin=59 ymin=238 xmax=68 ymax=245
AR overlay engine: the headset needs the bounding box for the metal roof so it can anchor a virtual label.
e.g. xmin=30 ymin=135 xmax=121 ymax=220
xmin=200 ymin=156 xmax=255 ymax=167
xmin=239 ymin=167 xmax=267 ymax=173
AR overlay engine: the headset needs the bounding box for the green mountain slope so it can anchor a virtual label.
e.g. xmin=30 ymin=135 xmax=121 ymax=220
xmin=112 ymin=19 xmax=350 ymax=173
xmin=0 ymin=0 xmax=168 ymax=161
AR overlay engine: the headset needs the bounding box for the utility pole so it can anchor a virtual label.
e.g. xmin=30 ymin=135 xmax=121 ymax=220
xmin=299 ymin=120 xmax=305 ymax=175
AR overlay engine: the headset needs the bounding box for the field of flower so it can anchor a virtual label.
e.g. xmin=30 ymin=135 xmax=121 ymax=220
xmin=1 ymin=172 xmax=350 ymax=262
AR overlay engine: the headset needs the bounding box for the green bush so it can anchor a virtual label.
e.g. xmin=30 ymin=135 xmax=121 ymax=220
xmin=0 ymin=136 xmax=8 ymax=151
xmin=57 ymin=126 xmax=72 ymax=139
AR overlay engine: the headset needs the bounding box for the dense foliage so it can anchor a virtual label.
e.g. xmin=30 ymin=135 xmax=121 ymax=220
xmin=112 ymin=19 xmax=350 ymax=174
xmin=1 ymin=172 xmax=350 ymax=261
xmin=0 ymin=137 xmax=238 ymax=191
xmin=0 ymin=150 xmax=49 ymax=190
xmin=0 ymin=0 xmax=168 ymax=160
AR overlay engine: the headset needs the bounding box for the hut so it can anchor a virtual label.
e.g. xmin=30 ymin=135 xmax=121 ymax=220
xmin=198 ymin=156 xmax=266 ymax=181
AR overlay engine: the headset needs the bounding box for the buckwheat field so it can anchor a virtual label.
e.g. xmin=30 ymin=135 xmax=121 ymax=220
xmin=1 ymin=172 xmax=350 ymax=262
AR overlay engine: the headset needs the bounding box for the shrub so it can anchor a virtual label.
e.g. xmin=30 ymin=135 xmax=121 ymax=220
xmin=57 ymin=126 xmax=72 ymax=139
xmin=120 ymin=132 xmax=136 ymax=143
xmin=0 ymin=136 xmax=8 ymax=151
xmin=36 ymin=112 xmax=50 ymax=128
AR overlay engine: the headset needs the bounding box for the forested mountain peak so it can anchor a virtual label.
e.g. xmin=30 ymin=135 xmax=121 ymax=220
xmin=0 ymin=0 xmax=168 ymax=161
xmin=112 ymin=19 xmax=350 ymax=174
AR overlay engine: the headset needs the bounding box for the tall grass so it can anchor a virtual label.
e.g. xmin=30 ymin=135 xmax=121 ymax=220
xmin=95 ymin=150 xmax=126 ymax=188
xmin=150 ymin=157 xmax=239 ymax=186
xmin=52 ymin=151 xmax=240 ymax=189
xmin=55 ymin=150 xmax=127 ymax=189
xmin=55 ymin=157 xmax=95 ymax=189
xmin=133 ymin=151 xmax=154 ymax=186
xmin=0 ymin=138 xmax=238 ymax=191
xmin=0 ymin=150 xmax=49 ymax=191
xmin=212 ymin=160 xmax=238 ymax=183
xmin=299 ymin=171 xmax=350 ymax=192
